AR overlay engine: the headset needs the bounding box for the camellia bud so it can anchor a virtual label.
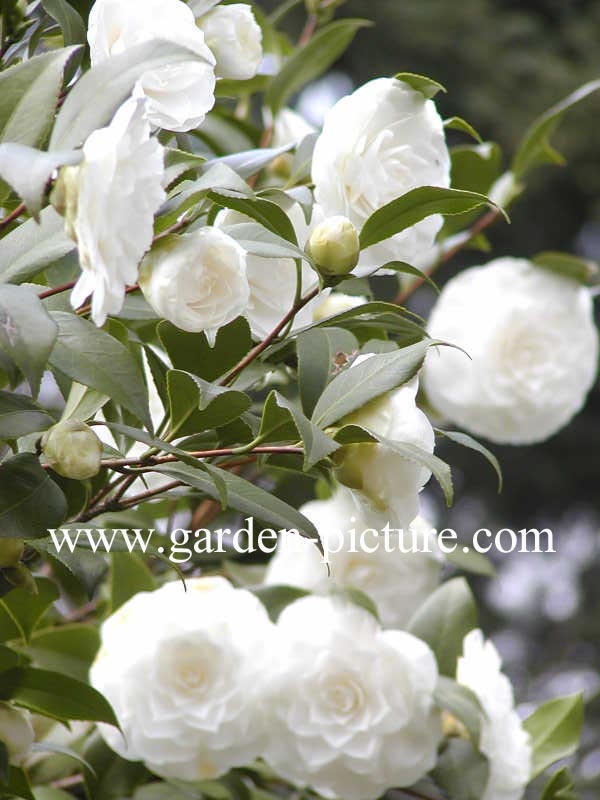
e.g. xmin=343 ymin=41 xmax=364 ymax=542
xmin=42 ymin=420 xmax=103 ymax=480
xmin=0 ymin=703 xmax=35 ymax=765
xmin=306 ymin=216 xmax=360 ymax=277
xmin=49 ymin=165 xmax=81 ymax=242
xmin=0 ymin=538 xmax=25 ymax=568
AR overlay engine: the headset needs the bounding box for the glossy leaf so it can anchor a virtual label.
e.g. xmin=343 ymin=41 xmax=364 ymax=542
xmin=395 ymin=72 xmax=446 ymax=99
xmin=524 ymin=694 xmax=584 ymax=779
xmin=0 ymin=207 xmax=75 ymax=285
xmin=532 ymin=251 xmax=599 ymax=286
xmin=0 ymin=577 xmax=59 ymax=644
xmin=0 ymin=454 xmax=67 ymax=540
xmin=432 ymin=739 xmax=489 ymax=800
xmin=513 ymin=79 xmax=600 ymax=178
xmin=41 ymin=0 xmax=87 ymax=46
xmin=436 ymin=429 xmax=503 ymax=492
xmin=408 ymin=577 xmax=478 ymax=676
xmin=434 ymin=675 xmax=483 ymax=744
xmin=0 ymin=391 xmax=54 ymax=440
xmin=311 ymin=339 xmax=440 ymax=428
xmin=359 ymin=186 xmax=495 ymax=250
xmin=297 ymin=327 xmax=358 ymax=417
xmin=49 ymin=312 xmax=151 ymax=428
xmin=111 ymin=553 xmax=155 ymax=612
xmin=0 ymin=284 xmax=58 ymax=396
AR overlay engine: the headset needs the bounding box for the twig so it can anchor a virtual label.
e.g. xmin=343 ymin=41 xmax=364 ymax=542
xmin=0 ymin=202 xmax=26 ymax=231
xmin=99 ymin=445 xmax=303 ymax=471
xmin=220 ymin=287 xmax=320 ymax=386
xmin=76 ymin=283 xmax=140 ymax=315
xmin=50 ymin=774 xmax=84 ymax=790
xmin=38 ymin=280 xmax=76 ymax=300
xmin=299 ymin=13 xmax=317 ymax=46
xmin=393 ymin=208 xmax=502 ymax=305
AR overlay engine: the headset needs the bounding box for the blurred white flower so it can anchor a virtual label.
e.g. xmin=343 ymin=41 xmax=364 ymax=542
xmin=423 ymin=257 xmax=599 ymax=444
xmin=312 ymin=77 xmax=450 ymax=275
xmin=139 ymin=227 xmax=249 ymax=344
xmin=215 ymin=203 xmax=322 ymax=339
xmin=313 ymin=292 xmax=367 ymax=321
xmin=197 ymin=4 xmax=262 ymax=81
xmin=88 ymin=0 xmax=216 ymax=132
xmin=272 ymin=108 xmax=316 ymax=148
xmin=64 ymin=98 xmax=165 ymax=326
xmin=335 ymin=358 xmax=435 ymax=529
xmin=457 ymin=629 xmax=532 ymax=800
xmin=264 ymin=595 xmax=442 ymax=800
xmin=0 ymin=704 xmax=34 ymax=765
xmin=265 ymin=485 xmax=443 ymax=629
xmin=90 ymin=577 xmax=274 ymax=781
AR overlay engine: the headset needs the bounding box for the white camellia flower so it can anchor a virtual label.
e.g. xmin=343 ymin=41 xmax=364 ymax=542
xmin=197 ymin=3 xmax=262 ymax=81
xmin=265 ymin=485 xmax=443 ymax=629
xmin=312 ymin=77 xmax=450 ymax=275
xmin=272 ymin=108 xmax=316 ymax=148
xmin=334 ymin=357 xmax=436 ymax=530
xmin=457 ymin=629 xmax=532 ymax=800
xmin=61 ymin=98 xmax=165 ymax=327
xmin=215 ymin=203 xmax=322 ymax=339
xmin=139 ymin=227 xmax=249 ymax=344
xmin=88 ymin=0 xmax=216 ymax=132
xmin=264 ymin=595 xmax=442 ymax=800
xmin=90 ymin=577 xmax=274 ymax=781
xmin=0 ymin=704 xmax=34 ymax=765
xmin=423 ymin=257 xmax=599 ymax=444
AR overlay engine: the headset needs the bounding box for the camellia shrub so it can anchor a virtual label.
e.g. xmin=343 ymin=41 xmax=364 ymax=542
xmin=0 ymin=0 xmax=598 ymax=798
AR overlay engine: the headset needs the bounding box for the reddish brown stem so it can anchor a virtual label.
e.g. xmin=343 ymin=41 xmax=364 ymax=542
xmin=76 ymin=283 xmax=140 ymax=315
xmin=0 ymin=202 xmax=26 ymax=231
xmin=220 ymin=287 xmax=320 ymax=386
xmin=99 ymin=445 xmax=303 ymax=471
xmin=38 ymin=280 xmax=76 ymax=300
xmin=299 ymin=13 xmax=317 ymax=46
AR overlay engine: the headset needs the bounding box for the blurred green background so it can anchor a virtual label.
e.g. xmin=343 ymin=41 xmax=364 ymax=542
xmin=257 ymin=1 xmax=600 ymax=795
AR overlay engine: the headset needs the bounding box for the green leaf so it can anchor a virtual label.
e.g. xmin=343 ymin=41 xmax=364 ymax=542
xmin=444 ymin=116 xmax=483 ymax=143
xmin=152 ymin=462 xmax=322 ymax=548
xmin=540 ymin=768 xmax=578 ymax=800
xmin=50 ymin=40 xmax=209 ymax=149
xmin=513 ymin=79 xmax=600 ymax=178
xmin=434 ymin=675 xmax=483 ymax=744
xmin=407 ymin=577 xmax=478 ymax=676
xmin=48 ymin=312 xmax=151 ymax=428
xmin=432 ymin=739 xmax=489 ymax=800
xmin=251 ymin=585 xmax=311 ymax=623
xmin=31 ymin=741 xmax=96 ymax=776
xmin=224 ymin=221 xmax=312 ymax=264
xmin=0 ymin=391 xmax=54 ymax=440
xmin=207 ymin=144 xmax=294 ymax=180
xmin=0 ymin=207 xmax=75 ymax=286
xmin=0 ymin=143 xmax=81 ymax=219
xmin=331 ymin=587 xmax=380 ymax=622
xmin=0 ymin=454 xmax=67 ymax=540
xmin=359 ymin=186 xmax=496 ymax=250
xmin=0 ymin=765 xmax=35 ymax=800
xmin=297 ymin=327 xmax=358 ymax=418
xmin=83 ymin=732 xmax=148 ymax=800
xmin=299 ymin=300 xmax=426 ymax=345
xmin=395 ymin=72 xmax=446 ymax=99
xmin=436 ymin=429 xmax=503 ymax=492
xmin=311 ymin=338 xmax=439 ymax=428
xmin=166 ymin=370 xmax=251 ymax=437
xmin=380 ymin=260 xmax=440 ymax=293
xmin=267 ymin=19 xmax=370 ymax=114
xmin=532 ymin=251 xmax=599 ymax=286
xmin=449 ymin=142 xmax=503 ymax=197
xmin=12 ymin=667 xmax=120 ymax=726
xmin=158 ymin=317 xmax=252 ymax=383
xmin=111 ymin=552 xmax=155 ymax=612
xmin=0 ymin=284 xmax=58 ymax=396
xmin=41 ymin=0 xmax=87 ymax=46
xmin=61 ymin=381 xmax=109 ymax=422
xmin=0 ymin=741 xmax=7 ymax=785
xmin=382 ymin=438 xmax=453 ymax=506
xmin=0 ymin=47 xmax=81 ymax=148
xmin=259 ymin=391 xmax=339 ymax=470
xmin=523 ymin=694 xmax=584 ymax=779
xmin=0 ymin=577 xmax=59 ymax=644
xmin=24 ymin=624 xmax=100 ymax=682
xmin=208 ymin=189 xmax=298 ymax=243
xmin=445 ymin=546 xmax=496 ymax=578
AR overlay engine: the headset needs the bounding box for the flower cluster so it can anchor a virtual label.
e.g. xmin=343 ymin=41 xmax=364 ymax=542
xmin=91 ymin=577 xmax=443 ymax=798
